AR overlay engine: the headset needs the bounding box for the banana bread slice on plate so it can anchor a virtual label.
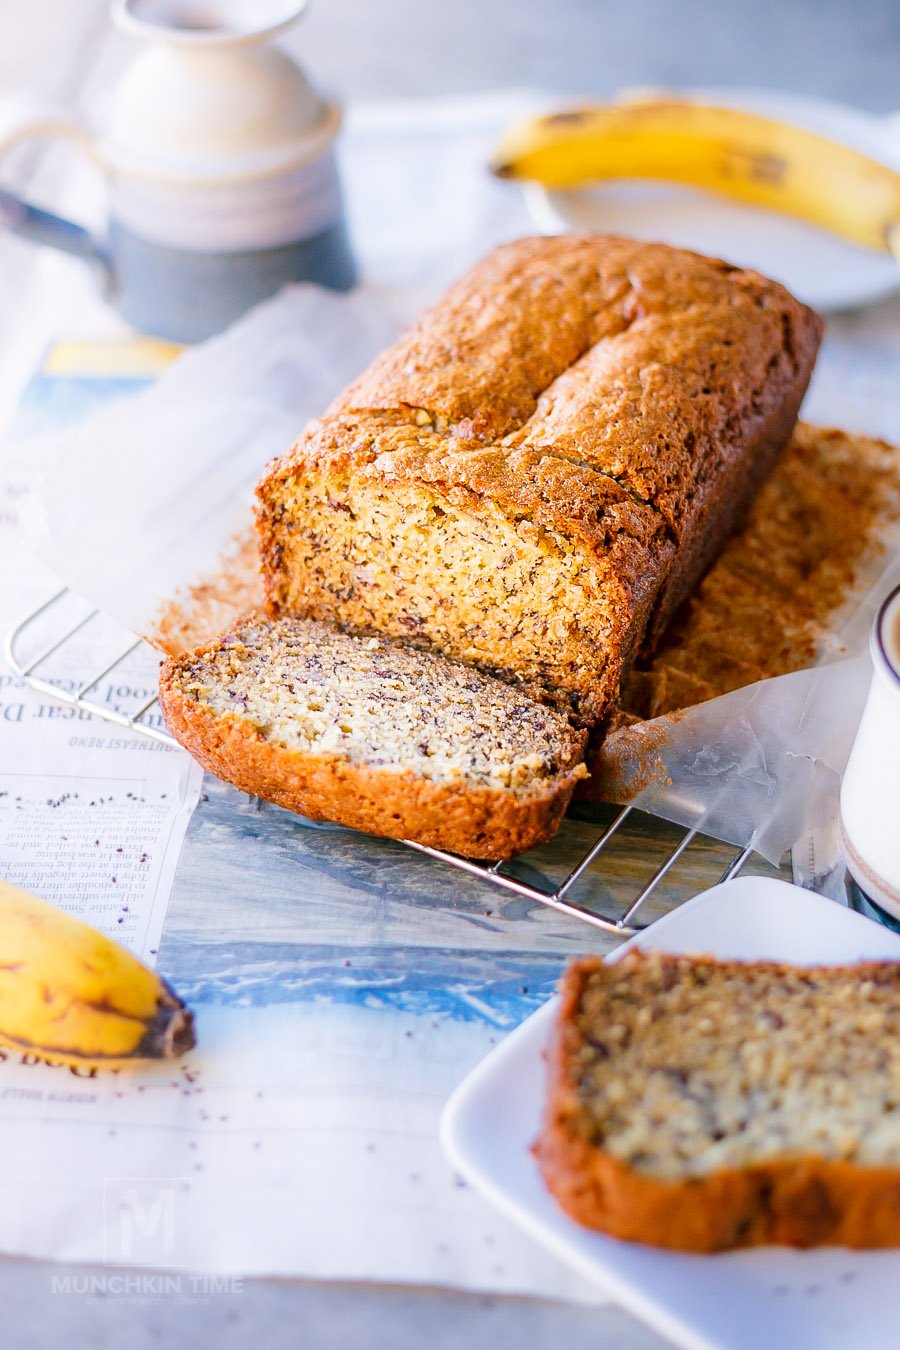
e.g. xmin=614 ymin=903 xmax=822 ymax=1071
xmin=537 ymin=950 xmax=900 ymax=1250
xmin=159 ymin=614 xmax=587 ymax=859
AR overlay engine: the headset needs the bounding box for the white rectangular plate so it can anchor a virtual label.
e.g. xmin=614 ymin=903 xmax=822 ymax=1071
xmin=442 ymin=877 xmax=900 ymax=1350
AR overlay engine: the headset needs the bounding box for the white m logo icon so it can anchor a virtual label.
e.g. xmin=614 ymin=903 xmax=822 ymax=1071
xmin=104 ymin=1179 xmax=187 ymax=1266
xmin=119 ymin=1187 xmax=176 ymax=1257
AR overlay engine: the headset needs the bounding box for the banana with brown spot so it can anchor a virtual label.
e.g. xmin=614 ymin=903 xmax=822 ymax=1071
xmin=0 ymin=879 xmax=194 ymax=1065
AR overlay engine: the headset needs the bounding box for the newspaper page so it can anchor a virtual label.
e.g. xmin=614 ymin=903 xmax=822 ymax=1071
xmin=0 ymin=339 xmax=203 ymax=963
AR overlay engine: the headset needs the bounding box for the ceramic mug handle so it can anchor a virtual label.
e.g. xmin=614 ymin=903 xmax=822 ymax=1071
xmin=0 ymin=93 xmax=111 ymax=279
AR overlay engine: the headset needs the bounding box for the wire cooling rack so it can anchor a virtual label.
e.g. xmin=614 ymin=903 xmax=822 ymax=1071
xmin=6 ymin=587 xmax=755 ymax=937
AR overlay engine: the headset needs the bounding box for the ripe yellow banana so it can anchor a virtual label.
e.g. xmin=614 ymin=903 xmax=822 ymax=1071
xmin=0 ymin=879 xmax=194 ymax=1064
xmin=491 ymin=98 xmax=900 ymax=255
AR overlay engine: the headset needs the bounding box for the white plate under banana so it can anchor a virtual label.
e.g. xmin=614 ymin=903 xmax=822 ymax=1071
xmin=492 ymin=92 xmax=900 ymax=311
xmin=491 ymin=96 xmax=900 ymax=256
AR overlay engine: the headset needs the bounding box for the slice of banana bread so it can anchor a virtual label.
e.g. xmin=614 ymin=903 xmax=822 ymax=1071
xmin=536 ymin=951 xmax=900 ymax=1250
xmin=159 ymin=615 xmax=587 ymax=859
xmin=256 ymin=235 xmax=822 ymax=726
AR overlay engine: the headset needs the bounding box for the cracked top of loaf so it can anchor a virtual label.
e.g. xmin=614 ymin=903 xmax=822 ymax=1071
xmin=266 ymin=234 xmax=821 ymax=535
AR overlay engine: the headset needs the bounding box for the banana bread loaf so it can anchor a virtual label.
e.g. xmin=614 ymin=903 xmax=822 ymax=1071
xmin=537 ymin=951 xmax=900 ymax=1251
xmin=159 ymin=614 xmax=587 ymax=859
xmin=256 ymin=235 xmax=822 ymax=726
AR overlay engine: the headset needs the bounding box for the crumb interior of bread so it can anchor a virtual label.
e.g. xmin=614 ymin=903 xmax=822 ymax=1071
xmin=570 ymin=953 xmax=900 ymax=1176
xmin=174 ymin=617 xmax=584 ymax=794
xmin=267 ymin=474 xmax=616 ymax=724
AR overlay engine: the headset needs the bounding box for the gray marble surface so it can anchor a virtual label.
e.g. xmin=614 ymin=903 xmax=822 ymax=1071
xmin=2 ymin=2 xmax=900 ymax=1347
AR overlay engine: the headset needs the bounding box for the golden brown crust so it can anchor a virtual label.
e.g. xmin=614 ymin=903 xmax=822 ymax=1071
xmin=536 ymin=956 xmax=900 ymax=1251
xmin=256 ymin=235 xmax=822 ymax=727
xmin=158 ymin=645 xmax=587 ymax=862
xmin=259 ymin=235 xmax=821 ymax=514
xmin=329 ymin=236 xmax=641 ymax=439
xmin=536 ymin=1110 xmax=900 ymax=1251
xmin=639 ymin=374 xmax=810 ymax=654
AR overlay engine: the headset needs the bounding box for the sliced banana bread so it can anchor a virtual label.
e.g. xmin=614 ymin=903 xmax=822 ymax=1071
xmin=537 ymin=951 xmax=900 ymax=1250
xmin=256 ymin=235 xmax=822 ymax=726
xmin=159 ymin=615 xmax=587 ymax=859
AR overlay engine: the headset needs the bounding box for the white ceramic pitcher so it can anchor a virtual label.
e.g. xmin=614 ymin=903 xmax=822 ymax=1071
xmin=0 ymin=0 xmax=355 ymax=340
xmin=840 ymin=582 xmax=900 ymax=919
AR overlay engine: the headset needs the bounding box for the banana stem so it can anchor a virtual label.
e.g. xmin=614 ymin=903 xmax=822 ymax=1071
xmin=137 ymin=1003 xmax=196 ymax=1059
